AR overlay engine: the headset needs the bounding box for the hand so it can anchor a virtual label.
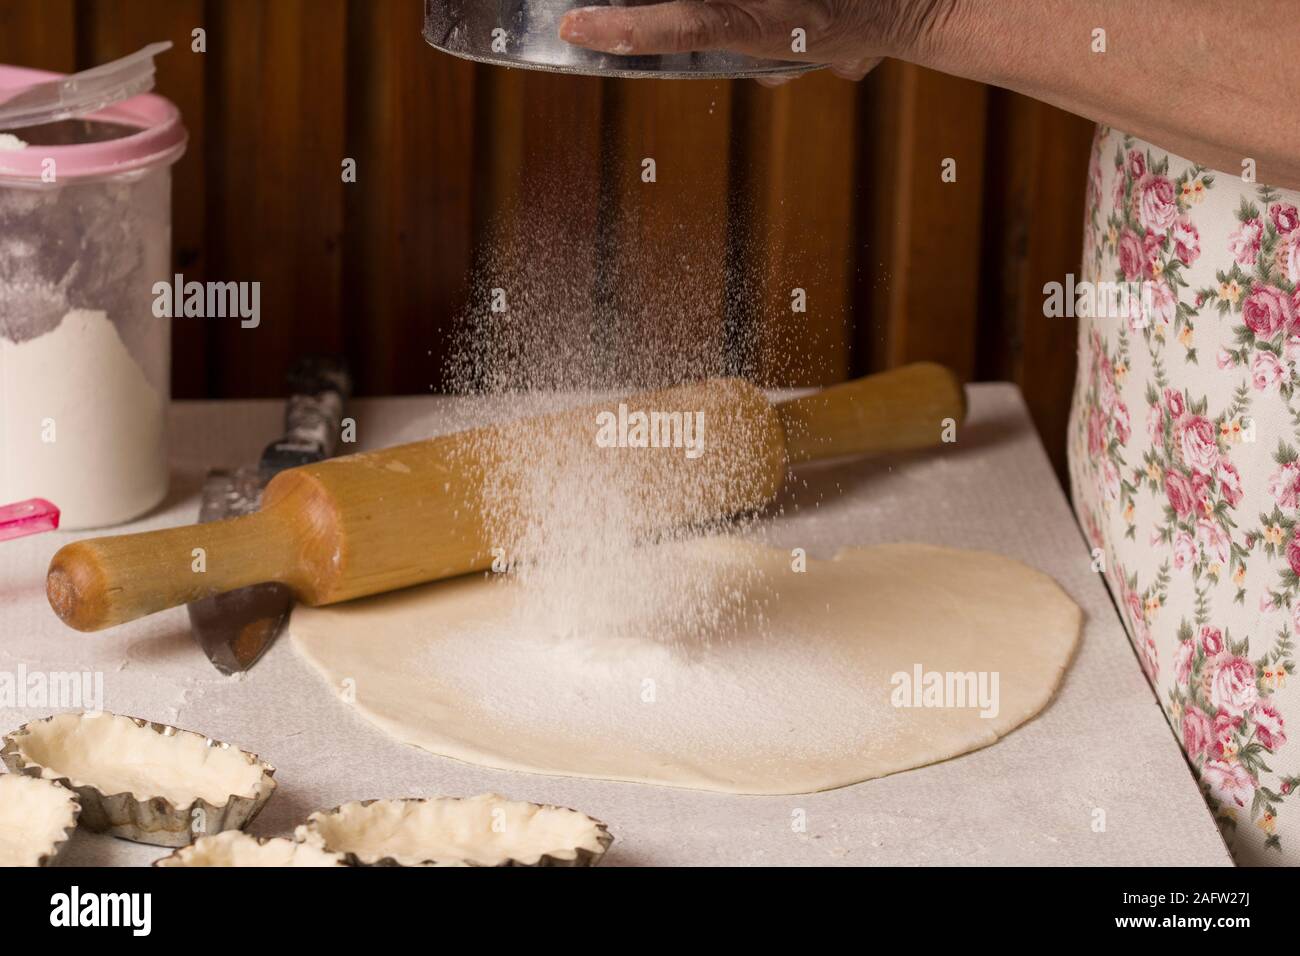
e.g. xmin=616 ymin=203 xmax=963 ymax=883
xmin=558 ymin=1 xmax=950 ymax=82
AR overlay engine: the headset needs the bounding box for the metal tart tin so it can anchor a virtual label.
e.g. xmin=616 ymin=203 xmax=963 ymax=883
xmin=1 ymin=713 xmax=276 ymax=847
xmin=296 ymin=794 xmax=613 ymax=867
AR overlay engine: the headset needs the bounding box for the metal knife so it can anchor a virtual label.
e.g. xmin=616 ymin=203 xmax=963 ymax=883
xmin=187 ymin=357 xmax=352 ymax=674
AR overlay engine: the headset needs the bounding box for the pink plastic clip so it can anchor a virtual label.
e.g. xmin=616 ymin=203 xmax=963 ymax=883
xmin=0 ymin=498 xmax=60 ymax=542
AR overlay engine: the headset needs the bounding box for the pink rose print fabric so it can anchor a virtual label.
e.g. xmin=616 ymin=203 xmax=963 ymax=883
xmin=1071 ymin=128 xmax=1298 ymax=866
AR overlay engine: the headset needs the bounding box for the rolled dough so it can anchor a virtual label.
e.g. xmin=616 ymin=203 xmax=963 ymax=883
xmin=289 ymin=539 xmax=1081 ymax=794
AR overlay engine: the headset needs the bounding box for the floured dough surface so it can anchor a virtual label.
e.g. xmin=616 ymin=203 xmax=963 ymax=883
xmin=14 ymin=713 xmax=269 ymax=806
xmin=290 ymin=540 xmax=1081 ymax=794
xmin=0 ymin=774 xmax=78 ymax=866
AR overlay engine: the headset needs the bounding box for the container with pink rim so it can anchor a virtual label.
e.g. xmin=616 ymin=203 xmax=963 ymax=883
xmin=0 ymin=43 xmax=187 ymax=529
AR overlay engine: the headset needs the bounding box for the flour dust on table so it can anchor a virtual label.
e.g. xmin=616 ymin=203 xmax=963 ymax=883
xmin=290 ymin=537 xmax=1081 ymax=794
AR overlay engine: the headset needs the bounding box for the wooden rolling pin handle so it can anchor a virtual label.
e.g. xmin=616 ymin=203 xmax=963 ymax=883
xmin=47 ymin=364 xmax=966 ymax=633
xmin=47 ymin=509 xmax=298 ymax=632
xmin=775 ymin=362 xmax=967 ymax=464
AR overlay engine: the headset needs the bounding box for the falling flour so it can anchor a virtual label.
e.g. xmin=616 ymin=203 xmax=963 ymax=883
xmin=0 ymin=308 xmax=166 ymax=528
xmin=440 ymin=179 xmax=781 ymax=647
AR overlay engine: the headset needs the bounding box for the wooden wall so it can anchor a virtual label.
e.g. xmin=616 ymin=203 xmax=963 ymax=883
xmin=0 ymin=0 xmax=1093 ymax=478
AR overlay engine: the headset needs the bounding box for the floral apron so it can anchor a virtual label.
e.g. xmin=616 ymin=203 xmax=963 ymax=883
xmin=1070 ymin=126 xmax=1298 ymax=866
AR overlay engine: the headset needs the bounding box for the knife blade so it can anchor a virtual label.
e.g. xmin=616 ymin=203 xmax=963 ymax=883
xmin=187 ymin=357 xmax=351 ymax=674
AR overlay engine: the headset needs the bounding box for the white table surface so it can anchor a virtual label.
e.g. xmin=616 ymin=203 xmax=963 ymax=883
xmin=0 ymin=384 xmax=1232 ymax=866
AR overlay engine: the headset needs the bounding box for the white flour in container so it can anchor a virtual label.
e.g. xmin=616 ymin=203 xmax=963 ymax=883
xmin=0 ymin=308 xmax=165 ymax=528
xmin=1 ymin=165 xmax=173 ymax=528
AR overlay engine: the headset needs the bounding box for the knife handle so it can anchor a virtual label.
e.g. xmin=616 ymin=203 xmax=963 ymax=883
xmin=47 ymin=508 xmax=298 ymax=632
xmin=261 ymin=357 xmax=353 ymax=473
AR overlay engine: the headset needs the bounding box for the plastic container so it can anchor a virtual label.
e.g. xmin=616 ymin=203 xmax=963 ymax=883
xmin=0 ymin=44 xmax=187 ymax=529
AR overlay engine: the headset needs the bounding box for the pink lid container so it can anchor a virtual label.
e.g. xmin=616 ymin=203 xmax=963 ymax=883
xmin=0 ymin=43 xmax=187 ymax=529
xmin=0 ymin=55 xmax=187 ymax=184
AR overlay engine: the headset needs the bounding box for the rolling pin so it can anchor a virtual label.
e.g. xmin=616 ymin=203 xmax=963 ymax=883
xmin=48 ymin=362 xmax=965 ymax=631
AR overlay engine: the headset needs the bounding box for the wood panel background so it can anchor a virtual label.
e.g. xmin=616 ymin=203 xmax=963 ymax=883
xmin=0 ymin=0 xmax=1094 ymax=479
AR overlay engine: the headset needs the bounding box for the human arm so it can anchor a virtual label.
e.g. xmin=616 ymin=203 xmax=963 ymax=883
xmin=560 ymin=0 xmax=1300 ymax=187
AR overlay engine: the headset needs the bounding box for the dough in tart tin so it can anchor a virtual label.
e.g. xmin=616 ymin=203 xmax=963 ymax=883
xmin=0 ymin=772 xmax=80 ymax=866
xmin=295 ymin=793 xmax=613 ymax=867
xmin=155 ymin=831 xmax=346 ymax=867
xmin=1 ymin=712 xmax=276 ymax=847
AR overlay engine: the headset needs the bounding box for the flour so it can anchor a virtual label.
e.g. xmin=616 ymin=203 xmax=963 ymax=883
xmin=0 ymin=308 xmax=166 ymax=528
xmin=291 ymin=540 xmax=1082 ymax=793
xmin=444 ymin=188 xmax=778 ymax=646
xmin=0 ymin=134 xmax=27 ymax=151
xmin=463 ymin=398 xmax=773 ymax=647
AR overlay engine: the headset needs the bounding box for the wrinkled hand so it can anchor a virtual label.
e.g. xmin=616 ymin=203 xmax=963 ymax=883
xmin=559 ymin=1 xmax=944 ymax=82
